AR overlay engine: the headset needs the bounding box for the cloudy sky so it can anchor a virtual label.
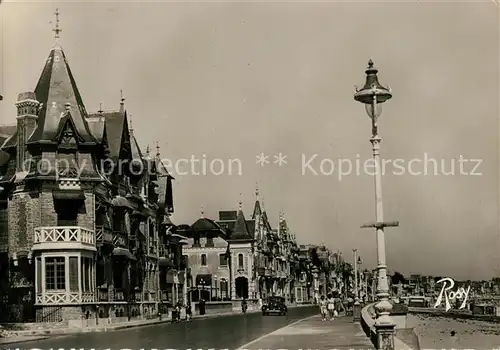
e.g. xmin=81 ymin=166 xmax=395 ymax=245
xmin=0 ymin=0 xmax=498 ymax=280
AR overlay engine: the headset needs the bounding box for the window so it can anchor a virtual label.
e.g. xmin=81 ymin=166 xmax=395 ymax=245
xmin=193 ymin=236 xmax=201 ymax=247
xmin=45 ymin=257 xmax=65 ymax=290
xmin=36 ymin=257 xmax=42 ymax=292
xmin=113 ymin=209 xmax=123 ymax=232
xmin=81 ymin=257 xmax=92 ymax=292
xmin=206 ymin=237 xmax=214 ymax=247
xmin=56 ymin=201 xmax=78 ymax=226
xmin=201 ymin=254 xmax=207 ymax=266
xmin=69 ymin=257 xmax=78 ymax=292
xmin=238 ymin=253 xmax=244 ymax=268
xmin=219 ymin=253 xmax=228 ymax=266
xmin=181 ymin=255 xmax=189 ymax=269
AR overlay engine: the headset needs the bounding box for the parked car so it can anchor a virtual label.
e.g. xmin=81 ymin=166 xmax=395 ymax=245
xmin=262 ymin=296 xmax=287 ymax=316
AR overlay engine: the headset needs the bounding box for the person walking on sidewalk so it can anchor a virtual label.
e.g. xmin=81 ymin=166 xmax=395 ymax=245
xmin=185 ymin=301 xmax=192 ymax=321
xmin=319 ymin=295 xmax=328 ymax=321
xmin=327 ymin=294 xmax=335 ymax=320
xmin=241 ymin=298 xmax=248 ymax=314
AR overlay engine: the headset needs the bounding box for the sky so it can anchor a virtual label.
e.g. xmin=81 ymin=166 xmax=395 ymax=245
xmin=0 ymin=0 xmax=499 ymax=281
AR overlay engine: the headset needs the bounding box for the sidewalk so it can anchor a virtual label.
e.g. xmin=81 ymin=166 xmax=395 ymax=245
xmin=238 ymin=315 xmax=374 ymax=350
xmin=238 ymin=314 xmax=415 ymax=350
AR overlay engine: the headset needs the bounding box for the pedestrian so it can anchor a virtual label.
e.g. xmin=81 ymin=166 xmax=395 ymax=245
xmin=319 ymin=295 xmax=328 ymax=321
xmin=241 ymin=298 xmax=248 ymax=314
xmin=327 ymin=294 xmax=335 ymax=320
xmin=186 ymin=301 xmax=192 ymax=321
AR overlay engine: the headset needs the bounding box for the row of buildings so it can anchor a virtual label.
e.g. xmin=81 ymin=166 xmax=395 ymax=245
xmin=0 ymin=34 xmax=326 ymax=323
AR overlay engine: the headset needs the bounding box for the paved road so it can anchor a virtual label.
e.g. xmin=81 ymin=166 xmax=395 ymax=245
xmin=9 ymin=307 xmax=318 ymax=350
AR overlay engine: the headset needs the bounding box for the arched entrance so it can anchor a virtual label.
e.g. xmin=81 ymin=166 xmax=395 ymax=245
xmin=235 ymin=276 xmax=248 ymax=299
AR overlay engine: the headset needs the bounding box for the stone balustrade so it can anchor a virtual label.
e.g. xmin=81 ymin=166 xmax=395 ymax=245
xmin=360 ymin=302 xmax=421 ymax=350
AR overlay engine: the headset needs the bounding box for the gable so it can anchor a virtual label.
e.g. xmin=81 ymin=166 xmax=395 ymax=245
xmin=55 ymin=113 xmax=84 ymax=149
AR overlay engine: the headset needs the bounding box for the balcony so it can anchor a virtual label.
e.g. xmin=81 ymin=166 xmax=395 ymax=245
xmin=96 ymin=226 xmax=114 ymax=246
xmin=113 ymin=232 xmax=128 ymax=248
xmin=36 ymin=291 xmax=95 ymax=305
xmin=149 ymin=241 xmax=158 ymax=256
xmin=33 ymin=226 xmax=96 ymax=251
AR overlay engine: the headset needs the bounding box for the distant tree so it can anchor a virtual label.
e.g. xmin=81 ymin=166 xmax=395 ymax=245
xmin=434 ymin=276 xmax=443 ymax=283
xmin=391 ymin=272 xmax=405 ymax=285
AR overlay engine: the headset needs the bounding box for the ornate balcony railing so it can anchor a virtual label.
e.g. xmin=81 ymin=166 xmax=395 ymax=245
xmin=113 ymin=232 xmax=128 ymax=248
xmin=96 ymin=226 xmax=114 ymax=246
xmin=33 ymin=226 xmax=95 ymax=250
xmin=114 ymin=289 xmax=125 ymax=301
xmin=149 ymin=241 xmax=158 ymax=255
xmin=36 ymin=291 xmax=95 ymax=305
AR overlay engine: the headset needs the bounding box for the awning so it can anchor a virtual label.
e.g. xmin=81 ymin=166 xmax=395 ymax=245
xmin=95 ymin=192 xmax=111 ymax=204
xmin=165 ymin=233 xmax=188 ymax=242
xmin=111 ymin=196 xmax=134 ymax=209
xmin=53 ymin=189 xmax=85 ymax=200
xmin=159 ymin=257 xmax=174 ymax=267
xmin=112 ymin=247 xmax=136 ymax=260
xmin=195 ymin=274 xmax=212 ymax=286
xmin=132 ymin=209 xmax=148 ymax=217
xmin=166 ymin=270 xmax=179 ymax=284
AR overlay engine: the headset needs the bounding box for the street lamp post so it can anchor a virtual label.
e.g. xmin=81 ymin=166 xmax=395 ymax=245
xmin=352 ymin=249 xmax=361 ymax=322
xmin=312 ymin=265 xmax=320 ymax=304
xmin=355 ymin=59 xmax=398 ymax=350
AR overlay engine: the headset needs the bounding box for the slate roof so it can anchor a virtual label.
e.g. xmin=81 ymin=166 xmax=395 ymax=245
xmin=262 ymin=211 xmax=272 ymax=231
xmin=0 ymin=124 xmax=17 ymax=149
xmin=86 ymin=115 xmax=106 ymax=142
xmin=99 ymin=111 xmax=128 ymax=159
xmin=252 ymin=200 xmax=262 ymax=219
xmin=28 ymin=45 xmax=95 ymax=145
xmin=224 ymin=209 xmax=254 ymax=241
xmin=191 ymin=217 xmax=223 ymax=231
xmin=130 ymin=131 xmax=143 ymax=162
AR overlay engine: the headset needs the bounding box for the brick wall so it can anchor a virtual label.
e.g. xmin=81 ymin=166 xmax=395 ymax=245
xmin=0 ymin=199 xmax=8 ymax=252
xmin=38 ymin=152 xmax=57 ymax=177
xmin=77 ymin=192 xmax=94 ymax=230
xmin=40 ymin=191 xmax=56 ymax=227
xmin=8 ymin=191 xmax=41 ymax=257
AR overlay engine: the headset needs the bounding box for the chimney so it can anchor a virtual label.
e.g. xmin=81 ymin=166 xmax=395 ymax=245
xmin=15 ymin=92 xmax=39 ymax=172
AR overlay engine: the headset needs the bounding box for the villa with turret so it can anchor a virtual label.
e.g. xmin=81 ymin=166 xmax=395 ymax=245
xmin=0 ymin=20 xmax=186 ymax=323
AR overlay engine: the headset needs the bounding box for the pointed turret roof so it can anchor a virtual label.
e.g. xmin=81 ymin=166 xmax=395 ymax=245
xmin=29 ymin=45 xmax=95 ymax=145
xmin=252 ymin=184 xmax=262 ymax=219
xmin=252 ymin=197 xmax=262 ymax=220
xmin=229 ymin=208 xmax=253 ymax=241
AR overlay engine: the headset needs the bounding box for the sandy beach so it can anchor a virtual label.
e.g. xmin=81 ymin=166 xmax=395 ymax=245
xmin=407 ymin=314 xmax=500 ymax=349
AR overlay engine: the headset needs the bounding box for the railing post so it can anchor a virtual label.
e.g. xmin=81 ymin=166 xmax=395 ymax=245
xmin=375 ymin=323 xmax=395 ymax=350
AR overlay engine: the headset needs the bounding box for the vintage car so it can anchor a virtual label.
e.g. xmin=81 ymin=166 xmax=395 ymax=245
xmin=262 ymin=296 xmax=287 ymax=316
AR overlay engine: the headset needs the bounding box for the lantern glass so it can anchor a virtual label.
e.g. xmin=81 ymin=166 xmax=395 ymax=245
xmin=365 ymin=102 xmax=382 ymax=120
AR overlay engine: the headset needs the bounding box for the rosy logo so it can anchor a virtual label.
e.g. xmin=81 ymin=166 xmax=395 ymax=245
xmin=433 ymin=277 xmax=471 ymax=312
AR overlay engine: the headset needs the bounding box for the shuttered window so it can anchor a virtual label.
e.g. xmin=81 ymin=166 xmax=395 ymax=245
xmin=69 ymin=257 xmax=78 ymax=292
xmin=36 ymin=257 xmax=42 ymax=292
xmin=81 ymin=257 xmax=91 ymax=292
